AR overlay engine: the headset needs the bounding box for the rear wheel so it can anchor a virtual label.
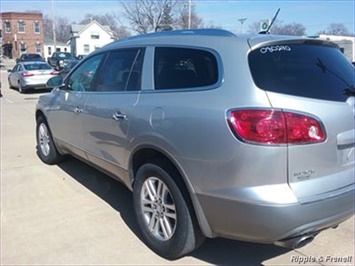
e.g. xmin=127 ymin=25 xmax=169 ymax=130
xmin=133 ymin=162 xmax=204 ymax=259
xmin=18 ymin=81 xmax=25 ymax=93
xmin=8 ymin=78 xmax=14 ymax=89
xmin=36 ymin=116 xmax=63 ymax=164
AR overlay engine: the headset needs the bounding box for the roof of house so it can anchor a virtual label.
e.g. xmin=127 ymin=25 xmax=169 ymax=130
xmin=71 ymin=20 xmax=113 ymax=36
xmin=44 ymin=37 xmax=69 ymax=46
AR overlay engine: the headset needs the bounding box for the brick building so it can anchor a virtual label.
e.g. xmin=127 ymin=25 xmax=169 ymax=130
xmin=1 ymin=12 xmax=44 ymax=59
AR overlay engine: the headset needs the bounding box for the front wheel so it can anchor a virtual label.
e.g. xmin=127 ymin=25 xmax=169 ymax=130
xmin=36 ymin=116 xmax=63 ymax=164
xmin=133 ymin=162 xmax=204 ymax=259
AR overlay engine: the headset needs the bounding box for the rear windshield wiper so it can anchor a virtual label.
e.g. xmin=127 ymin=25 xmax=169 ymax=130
xmin=343 ymin=85 xmax=355 ymax=96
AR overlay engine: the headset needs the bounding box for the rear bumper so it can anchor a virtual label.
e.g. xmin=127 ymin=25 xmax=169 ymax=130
xmin=22 ymin=81 xmax=47 ymax=89
xmin=196 ymin=183 xmax=354 ymax=243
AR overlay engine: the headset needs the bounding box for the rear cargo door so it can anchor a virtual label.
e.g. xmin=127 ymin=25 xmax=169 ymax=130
xmin=248 ymin=40 xmax=355 ymax=203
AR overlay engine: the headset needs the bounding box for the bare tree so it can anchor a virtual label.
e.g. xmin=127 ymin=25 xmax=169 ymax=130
xmin=43 ymin=15 xmax=53 ymax=40
xmin=43 ymin=15 xmax=71 ymax=43
xmin=175 ymin=1 xmax=203 ymax=29
xmin=56 ymin=17 xmax=71 ymax=43
xmin=248 ymin=20 xmax=306 ymax=36
xmin=114 ymin=26 xmax=132 ymax=40
xmin=160 ymin=3 xmax=174 ymax=31
xmin=247 ymin=21 xmax=261 ymax=34
xmin=121 ymin=0 xmax=178 ymax=34
xmin=323 ymin=23 xmax=350 ymax=36
xmin=79 ymin=13 xmax=131 ymax=39
xmin=271 ymin=22 xmax=306 ymax=36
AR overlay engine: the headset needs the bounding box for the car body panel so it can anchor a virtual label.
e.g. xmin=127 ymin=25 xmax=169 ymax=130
xmin=266 ymin=92 xmax=354 ymax=203
xmin=246 ymin=39 xmax=354 ymax=203
xmin=44 ymin=89 xmax=88 ymax=159
xmin=36 ymin=29 xmax=354 ymax=246
xmin=82 ymin=91 xmax=139 ymax=182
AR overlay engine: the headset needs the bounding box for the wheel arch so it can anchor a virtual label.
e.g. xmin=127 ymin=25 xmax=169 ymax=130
xmin=129 ymin=146 xmax=214 ymax=238
xmin=35 ymin=109 xmax=46 ymax=121
xmin=35 ymin=109 xmax=65 ymax=156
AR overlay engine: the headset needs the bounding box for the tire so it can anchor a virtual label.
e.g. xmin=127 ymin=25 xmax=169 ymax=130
xmin=18 ymin=81 xmax=25 ymax=93
xmin=8 ymin=78 xmax=14 ymax=89
xmin=133 ymin=162 xmax=204 ymax=259
xmin=36 ymin=116 xmax=63 ymax=164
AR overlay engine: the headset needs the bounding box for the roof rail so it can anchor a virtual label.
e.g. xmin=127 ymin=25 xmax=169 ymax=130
xmin=122 ymin=28 xmax=236 ymax=42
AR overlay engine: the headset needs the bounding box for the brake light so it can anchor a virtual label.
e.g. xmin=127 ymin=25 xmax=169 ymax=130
xmin=50 ymin=71 xmax=59 ymax=75
xmin=21 ymin=72 xmax=34 ymax=77
xmin=228 ymin=109 xmax=325 ymax=144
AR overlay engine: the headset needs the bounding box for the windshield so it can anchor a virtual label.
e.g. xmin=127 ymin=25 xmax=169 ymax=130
xmin=248 ymin=43 xmax=355 ymax=102
xmin=57 ymin=52 xmax=73 ymax=58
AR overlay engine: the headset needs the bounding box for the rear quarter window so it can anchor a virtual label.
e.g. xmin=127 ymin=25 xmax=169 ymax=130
xmin=154 ymin=47 xmax=218 ymax=90
xmin=248 ymin=43 xmax=354 ymax=102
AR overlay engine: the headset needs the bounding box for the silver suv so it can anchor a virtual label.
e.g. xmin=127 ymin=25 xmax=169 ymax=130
xmin=36 ymin=29 xmax=355 ymax=259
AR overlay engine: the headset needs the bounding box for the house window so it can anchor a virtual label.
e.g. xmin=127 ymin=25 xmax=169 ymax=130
xmin=35 ymin=44 xmax=41 ymax=53
xmin=91 ymin=32 xmax=100 ymax=39
xmin=84 ymin=44 xmax=90 ymax=53
xmin=18 ymin=21 xmax=25 ymax=33
xmin=34 ymin=22 xmax=40 ymax=34
xmin=48 ymin=47 xmax=52 ymax=56
xmin=19 ymin=43 xmax=27 ymax=53
xmin=5 ymin=21 xmax=11 ymax=33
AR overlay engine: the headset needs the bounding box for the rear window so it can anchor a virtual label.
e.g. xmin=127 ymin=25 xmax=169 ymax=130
xmin=154 ymin=47 xmax=218 ymax=90
xmin=24 ymin=63 xmax=52 ymax=70
xmin=248 ymin=43 xmax=354 ymax=102
xmin=24 ymin=54 xmax=42 ymax=60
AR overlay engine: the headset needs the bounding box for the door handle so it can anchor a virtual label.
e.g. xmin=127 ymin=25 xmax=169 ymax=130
xmin=112 ymin=112 xmax=127 ymax=121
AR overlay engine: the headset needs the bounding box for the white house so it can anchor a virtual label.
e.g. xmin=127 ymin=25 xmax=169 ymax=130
xmin=70 ymin=20 xmax=115 ymax=57
xmin=43 ymin=37 xmax=71 ymax=61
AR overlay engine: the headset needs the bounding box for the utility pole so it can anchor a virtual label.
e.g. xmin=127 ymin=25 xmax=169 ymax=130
xmin=51 ymin=0 xmax=56 ymax=52
xmin=188 ymin=0 xmax=192 ymax=29
xmin=238 ymin=18 xmax=247 ymax=34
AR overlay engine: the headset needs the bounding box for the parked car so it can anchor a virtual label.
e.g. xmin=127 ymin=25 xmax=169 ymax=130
xmin=58 ymin=60 xmax=79 ymax=78
xmin=8 ymin=61 xmax=58 ymax=93
xmin=76 ymin=54 xmax=87 ymax=60
xmin=48 ymin=52 xmax=78 ymax=70
xmin=36 ymin=29 xmax=355 ymax=260
xmin=16 ymin=53 xmax=45 ymax=63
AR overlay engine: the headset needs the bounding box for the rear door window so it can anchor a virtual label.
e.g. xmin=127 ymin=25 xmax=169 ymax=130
xmin=94 ymin=48 xmax=144 ymax=92
xmin=248 ymin=42 xmax=354 ymax=102
xmin=154 ymin=47 xmax=218 ymax=90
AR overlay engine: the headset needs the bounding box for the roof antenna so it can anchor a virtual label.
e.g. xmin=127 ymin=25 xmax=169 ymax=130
xmin=259 ymin=8 xmax=280 ymax=34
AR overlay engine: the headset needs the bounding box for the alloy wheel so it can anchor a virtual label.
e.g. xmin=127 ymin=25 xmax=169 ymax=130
xmin=140 ymin=176 xmax=177 ymax=241
xmin=38 ymin=123 xmax=51 ymax=156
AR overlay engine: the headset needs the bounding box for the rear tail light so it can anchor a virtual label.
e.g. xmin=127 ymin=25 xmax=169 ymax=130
xmin=227 ymin=109 xmax=325 ymax=144
xmin=21 ymin=72 xmax=34 ymax=77
xmin=50 ymin=71 xmax=59 ymax=75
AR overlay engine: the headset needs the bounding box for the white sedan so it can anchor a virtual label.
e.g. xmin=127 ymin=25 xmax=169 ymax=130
xmin=8 ymin=61 xmax=59 ymax=93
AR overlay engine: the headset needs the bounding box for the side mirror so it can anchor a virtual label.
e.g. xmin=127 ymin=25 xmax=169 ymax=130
xmin=7 ymin=69 xmax=12 ymax=73
xmin=46 ymin=76 xmax=64 ymax=88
